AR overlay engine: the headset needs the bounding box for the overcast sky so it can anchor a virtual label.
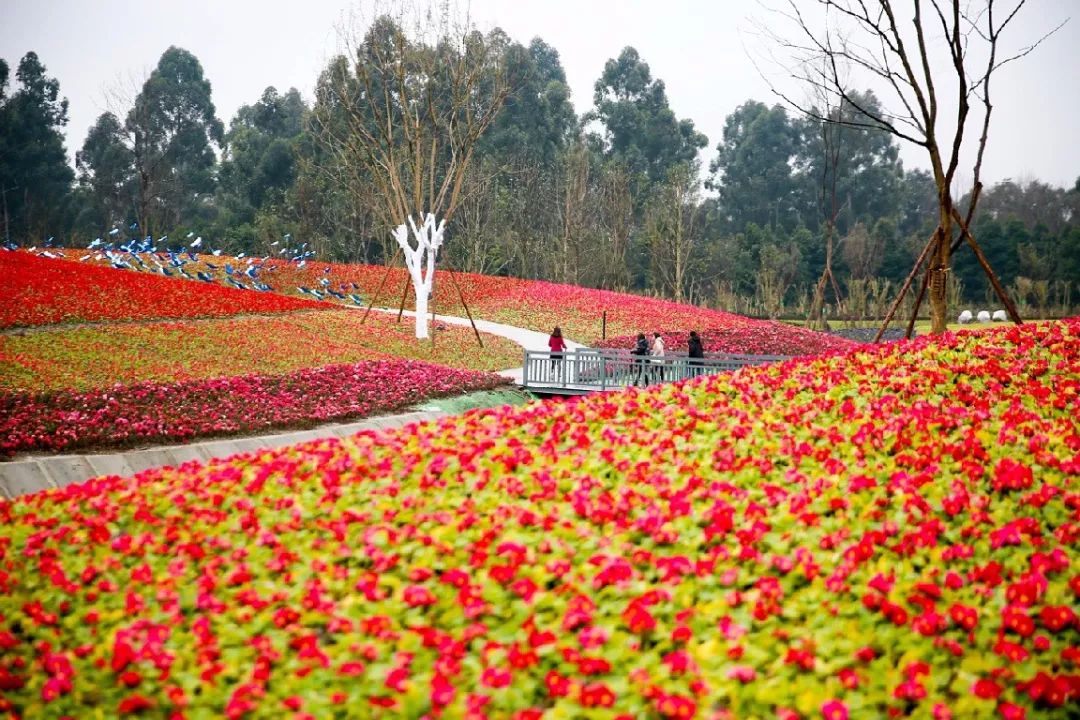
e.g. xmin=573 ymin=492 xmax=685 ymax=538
xmin=2 ymin=0 xmax=1077 ymax=187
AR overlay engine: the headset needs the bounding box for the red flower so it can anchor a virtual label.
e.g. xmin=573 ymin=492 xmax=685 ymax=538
xmin=580 ymin=682 xmax=616 ymax=708
xmin=1038 ymin=605 xmax=1077 ymax=633
xmin=949 ymin=603 xmax=979 ymax=631
xmin=431 ymin=673 xmax=455 ymax=706
xmin=997 ymin=702 xmax=1027 ymax=720
xmin=973 ymin=679 xmax=1002 ymax=699
xmin=545 ymin=670 xmax=570 ymax=698
xmin=656 ymin=692 xmax=697 ymax=718
xmin=991 ymin=458 xmax=1033 ymax=492
xmin=118 ymin=694 xmax=155 ymax=714
xmin=481 ymin=667 xmax=511 ymax=688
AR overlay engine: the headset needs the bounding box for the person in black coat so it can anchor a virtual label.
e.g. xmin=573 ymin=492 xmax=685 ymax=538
xmin=632 ymin=332 xmax=650 ymax=386
xmin=687 ymin=331 xmax=704 ymax=377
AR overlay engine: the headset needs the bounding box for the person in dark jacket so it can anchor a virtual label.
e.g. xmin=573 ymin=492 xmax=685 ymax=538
xmin=631 ymin=332 xmax=649 ymax=386
xmin=688 ymin=330 xmax=704 ymax=377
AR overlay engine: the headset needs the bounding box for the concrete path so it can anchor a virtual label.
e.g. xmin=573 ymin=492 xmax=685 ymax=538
xmin=364 ymin=307 xmax=587 ymax=383
xmin=0 ymin=409 xmax=449 ymax=500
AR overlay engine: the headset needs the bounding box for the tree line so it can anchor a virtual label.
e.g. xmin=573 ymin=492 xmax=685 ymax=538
xmin=2 ymin=33 xmax=1078 ymax=317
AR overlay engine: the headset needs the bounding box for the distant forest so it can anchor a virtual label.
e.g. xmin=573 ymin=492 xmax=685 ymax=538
xmin=2 ymin=31 xmax=1078 ymax=318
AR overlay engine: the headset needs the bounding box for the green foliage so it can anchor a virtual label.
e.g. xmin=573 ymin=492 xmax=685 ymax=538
xmin=591 ymin=47 xmax=707 ymax=185
xmin=794 ymin=90 xmax=903 ymax=235
xmin=74 ymin=111 xmax=134 ymax=230
xmin=212 ymin=86 xmax=308 ymax=254
xmin=708 ymin=101 xmax=801 ymax=232
xmin=479 ymin=38 xmax=576 ymax=169
xmin=0 ymin=51 xmax=74 ymax=243
xmin=125 ymin=46 xmax=224 ymax=235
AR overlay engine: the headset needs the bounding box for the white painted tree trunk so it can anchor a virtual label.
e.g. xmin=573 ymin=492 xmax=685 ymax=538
xmin=392 ymin=213 xmax=446 ymax=339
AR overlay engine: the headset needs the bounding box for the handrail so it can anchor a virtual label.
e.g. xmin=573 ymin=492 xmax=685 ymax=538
xmin=521 ymin=348 xmax=791 ymax=392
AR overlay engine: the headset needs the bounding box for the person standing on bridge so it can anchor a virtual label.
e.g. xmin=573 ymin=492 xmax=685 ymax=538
xmin=632 ymin=332 xmax=650 ymax=386
xmin=688 ymin=330 xmax=704 ymax=377
xmin=650 ymin=332 xmax=667 ymax=383
xmin=548 ymin=326 xmax=567 ymax=381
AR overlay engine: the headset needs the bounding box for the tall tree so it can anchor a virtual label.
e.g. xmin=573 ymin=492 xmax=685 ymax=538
xmin=797 ymin=89 xmax=902 ymax=327
xmin=0 ymin=52 xmax=73 ymax=244
xmin=767 ymin=0 xmax=1062 ymax=334
xmin=75 ymin=112 xmax=135 ymax=230
xmin=708 ymin=101 xmax=801 ymax=232
xmin=312 ymin=8 xmax=513 ymax=339
xmin=644 ymin=163 xmax=700 ymax=302
xmin=126 ymin=46 xmax=223 ymax=235
xmin=478 ymin=37 xmax=576 ymax=168
xmin=592 ymin=47 xmax=707 ymax=186
xmin=215 ymin=86 xmax=308 ymax=252
xmin=455 ymin=35 xmax=577 ymax=280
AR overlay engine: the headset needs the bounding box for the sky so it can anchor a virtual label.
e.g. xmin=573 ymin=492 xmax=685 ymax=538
xmin=2 ymin=0 xmax=1078 ymax=188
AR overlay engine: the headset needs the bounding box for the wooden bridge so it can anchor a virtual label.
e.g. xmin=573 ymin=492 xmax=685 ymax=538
xmin=521 ymin=349 xmax=791 ymax=395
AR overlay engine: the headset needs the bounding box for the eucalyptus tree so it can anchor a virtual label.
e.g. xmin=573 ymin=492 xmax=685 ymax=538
xmin=0 ymin=52 xmax=73 ymax=243
xmin=124 ymin=46 xmax=223 ymax=236
xmin=76 ymin=111 xmax=134 ymax=230
xmin=708 ymin=101 xmax=801 ymax=233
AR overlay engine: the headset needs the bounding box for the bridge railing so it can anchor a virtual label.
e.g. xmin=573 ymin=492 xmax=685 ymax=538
xmin=522 ymin=349 xmax=791 ymax=392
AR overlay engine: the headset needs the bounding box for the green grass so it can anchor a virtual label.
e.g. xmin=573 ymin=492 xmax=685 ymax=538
xmin=412 ymin=388 xmax=533 ymax=414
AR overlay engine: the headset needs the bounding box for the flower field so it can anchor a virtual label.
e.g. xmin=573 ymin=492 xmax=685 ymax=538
xmin=1 ymin=251 xmax=328 ymax=329
xmin=0 ymin=310 xmax=523 ymax=393
xmin=0 ymin=360 xmax=508 ymax=456
xmin=596 ymin=324 xmax=853 ymax=357
xmin=1 ymin=319 xmax=1077 ymax=717
xmin=75 ymin=250 xmax=854 ymax=353
xmin=254 ymin=262 xmax=856 ymax=352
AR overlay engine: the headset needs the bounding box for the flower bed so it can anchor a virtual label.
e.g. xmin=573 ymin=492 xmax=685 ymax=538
xmin=0 ymin=359 xmax=508 ymax=456
xmin=1 ymin=320 xmax=1077 ymax=717
xmin=0 ymin=251 xmax=328 ymax=329
xmin=76 ymin=250 xmax=854 ymax=351
xmin=596 ymin=323 xmax=854 ymax=357
xmin=258 ymin=261 xmax=856 ymax=351
xmin=0 ymin=310 xmax=523 ymax=392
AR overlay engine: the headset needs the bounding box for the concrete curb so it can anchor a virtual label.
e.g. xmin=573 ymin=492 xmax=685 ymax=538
xmin=0 ymin=409 xmax=446 ymax=501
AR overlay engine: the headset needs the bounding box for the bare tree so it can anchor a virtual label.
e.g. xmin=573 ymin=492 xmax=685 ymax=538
xmin=556 ymin=136 xmax=591 ymax=286
xmin=312 ymin=2 xmax=513 ymax=339
xmin=596 ymin=160 xmax=634 ymax=290
xmin=803 ymin=73 xmax=848 ymax=329
xmin=762 ymin=0 xmax=1065 ymax=335
xmin=645 ymin=163 xmax=700 ymax=302
xmin=451 ymin=159 xmax=506 ymax=275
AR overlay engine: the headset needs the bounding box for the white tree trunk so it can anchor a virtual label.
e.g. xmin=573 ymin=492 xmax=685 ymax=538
xmin=392 ymin=213 xmax=445 ymax=340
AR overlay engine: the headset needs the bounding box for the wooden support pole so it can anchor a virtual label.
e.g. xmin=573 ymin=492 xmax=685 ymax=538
xmin=396 ymin=274 xmax=410 ymax=323
xmin=360 ymin=248 xmax=402 ymax=326
xmin=446 ymin=268 xmax=484 ymax=348
xmin=430 ymin=284 xmax=437 ymax=345
xmin=905 ymin=266 xmax=931 ymax=340
xmin=950 ymin=208 xmax=1023 ymax=325
xmin=873 ymin=230 xmax=938 ymax=344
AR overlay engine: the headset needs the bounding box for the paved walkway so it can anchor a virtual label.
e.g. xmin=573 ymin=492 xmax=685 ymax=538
xmin=364 ymin=307 xmax=587 ymax=383
xmin=1 ymin=310 xmax=584 ymax=500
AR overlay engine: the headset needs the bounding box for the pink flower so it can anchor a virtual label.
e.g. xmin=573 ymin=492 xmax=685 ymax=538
xmin=821 ymin=699 xmax=848 ymax=720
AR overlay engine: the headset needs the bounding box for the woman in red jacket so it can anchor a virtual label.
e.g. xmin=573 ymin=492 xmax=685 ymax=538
xmin=548 ymin=326 xmax=567 ymax=380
